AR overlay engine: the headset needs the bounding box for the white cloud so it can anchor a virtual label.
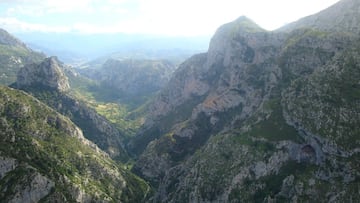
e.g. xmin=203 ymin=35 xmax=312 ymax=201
xmin=0 ymin=0 xmax=341 ymax=35
xmin=0 ymin=17 xmax=71 ymax=33
xmin=2 ymin=0 xmax=90 ymax=17
xmin=1 ymin=0 xmax=133 ymax=16
xmin=246 ymin=0 xmax=341 ymax=29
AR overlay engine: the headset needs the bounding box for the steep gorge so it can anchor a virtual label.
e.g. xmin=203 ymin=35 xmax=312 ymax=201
xmin=12 ymin=56 xmax=130 ymax=162
xmin=0 ymin=0 xmax=359 ymax=202
xmin=0 ymin=86 xmax=150 ymax=202
xmin=130 ymin=0 xmax=360 ymax=202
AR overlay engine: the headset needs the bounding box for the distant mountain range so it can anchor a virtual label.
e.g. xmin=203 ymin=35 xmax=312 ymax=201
xmin=130 ymin=0 xmax=360 ymax=201
xmin=78 ymin=58 xmax=176 ymax=106
xmin=0 ymin=0 xmax=360 ymax=202
xmin=0 ymin=55 xmax=150 ymax=201
xmin=14 ymin=32 xmax=210 ymax=65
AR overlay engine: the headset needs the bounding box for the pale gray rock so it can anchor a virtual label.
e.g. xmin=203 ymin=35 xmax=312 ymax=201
xmin=146 ymin=53 xmax=209 ymax=119
xmin=0 ymin=155 xmax=17 ymax=179
xmin=131 ymin=1 xmax=360 ymax=202
xmin=16 ymin=56 xmax=70 ymax=92
xmin=8 ymin=170 xmax=54 ymax=203
xmin=278 ymin=0 xmax=360 ymax=33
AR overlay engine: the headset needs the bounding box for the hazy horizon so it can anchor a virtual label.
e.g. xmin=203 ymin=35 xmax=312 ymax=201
xmin=0 ymin=0 xmax=340 ymax=36
xmin=0 ymin=0 xmax=342 ymax=64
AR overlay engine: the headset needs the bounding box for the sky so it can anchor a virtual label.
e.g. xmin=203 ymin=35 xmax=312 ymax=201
xmin=0 ymin=0 xmax=341 ymax=36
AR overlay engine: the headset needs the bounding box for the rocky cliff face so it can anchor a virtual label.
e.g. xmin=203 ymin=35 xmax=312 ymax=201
xmin=13 ymin=57 xmax=129 ymax=161
xmin=279 ymin=0 xmax=360 ymax=33
xmin=130 ymin=1 xmax=360 ymax=202
xmin=16 ymin=56 xmax=70 ymax=92
xmin=282 ymin=39 xmax=360 ymax=153
xmin=0 ymin=28 xmax=45 ymax=85
xmin=130 ymin=16 xmax=285 ymax=156
xmin=0 ymin=86 xmax=150 ymax=202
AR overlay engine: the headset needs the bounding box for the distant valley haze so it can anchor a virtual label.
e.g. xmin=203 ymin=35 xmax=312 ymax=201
xmin=0 ymin=0 xmax=340 ymax=64
xmin=1 ymin=0 xmax=360 ymax=201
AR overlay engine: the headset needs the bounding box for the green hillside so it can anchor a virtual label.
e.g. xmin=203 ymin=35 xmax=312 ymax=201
xmin=0 ymin=86 xmax=150 ymax=202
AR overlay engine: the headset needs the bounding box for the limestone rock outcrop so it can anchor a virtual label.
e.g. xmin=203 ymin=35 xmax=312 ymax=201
xmin=15 ymin=56 xmax=70 ymax=92
xmin=130 ymin=0 xmax=360 ymax=202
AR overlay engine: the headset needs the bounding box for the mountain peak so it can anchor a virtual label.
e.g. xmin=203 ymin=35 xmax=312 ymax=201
xmin=227 ymin=16 xmax=265 ymax=33
xmin=15 ymin=56 xmax=70 ymax=92
xmin=206 ymin=16 xmax=267 ymax=69
xmin=278 ymin=0 xmax=360 ymax=33
xmin=0 ymin=28 xmax=27 ymax=47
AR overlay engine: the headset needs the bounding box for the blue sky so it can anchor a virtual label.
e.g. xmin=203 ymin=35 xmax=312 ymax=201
xmin=0 ymin=0 xmax=340 ymax=36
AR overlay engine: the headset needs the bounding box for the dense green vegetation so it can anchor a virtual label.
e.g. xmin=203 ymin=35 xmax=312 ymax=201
xmin=249 ymin=98 xmax=302 ymax=142
xmin=2 ymin=0 xmax=360 ymax=201
xmin=67 ymin=72 xmax=145 ymax=138
xmin=0 ymin=44 xmax=45 ymax=85
xmin=283 ymin=41 xmax=360 ymax=151
xmin=0 ymin=85 xmax=150 ymax=202
xmin=14 ymin=85 xmax=131 ymax=162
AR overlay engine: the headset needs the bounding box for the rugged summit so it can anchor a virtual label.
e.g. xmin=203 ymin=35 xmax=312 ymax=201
xmin=130 ymin=0 xmax=360 ymax=202
xmin=15 ymin=56 xmax=70 ymax=92
xmin=13 ymin=57 xmax=129 ymax=161
xmin=0 ymin=28 xmax=45 ymax=85
xmin=279 ymin=0 xmax=360 ymax=33
xmin=130 ymin=16 xmax=284 ymax=155
xmin=1 ymin=0 xmax=359 ymax=202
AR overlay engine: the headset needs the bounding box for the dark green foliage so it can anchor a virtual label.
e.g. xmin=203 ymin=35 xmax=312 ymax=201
xmin=0 ymin=86 xmax=150 ymax=202
xmin=245 ymin=64 xmax=266 ymax=88
xmin=227 ymin=161 xmax=315 ymax=203
xmin=170 ymin=113 xmax=213 ymax=162
xmin=160 ymin=96 xmax=205 ymax=132
xmin=129 ymin=95 xmax=205 ymax=156
xmin=0 ymin=44 xmax=45 ymax=85
xmin=283 ymin=41 xmax=360 ymax=150
xmin=129 ymin=126 xmax=162 ymax=156
xmin=213 ymin=104 xmax=243 ymax=131
xmin=152 ymin=102 xmax=244 ymax=164
xmin=255 ymin=161 xmax=308 ymax=201
xmin=323 ymin=48 xmax=360 ymax=104
xmin=250 ymin=99 xmax=302 ymax=142
xmin=137 ymin=5 xmax=360 ymax=201
xmin=0 ymin=167 xmax=34 ymax=201
xmin=87 ymin=83 xmax=124 ymax=102
xmin=14 ymin=86 xmax=130 ymax=162
xmin=68 ymin=72 xmax=146 ymax=140
xmin=278 ymin=29 xmax=336 ymax=85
